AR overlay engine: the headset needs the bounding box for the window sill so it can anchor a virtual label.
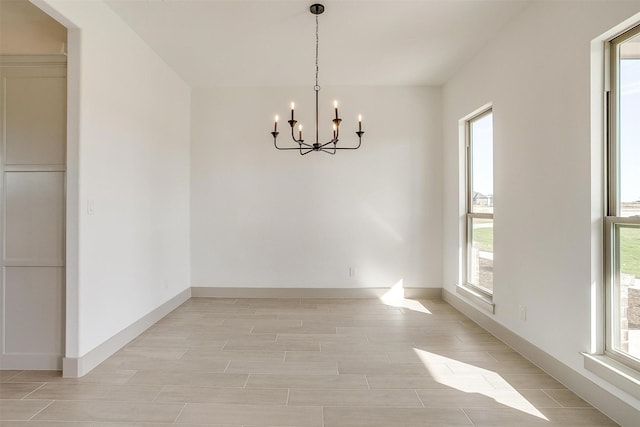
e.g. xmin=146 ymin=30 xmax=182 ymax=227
xmin=456 ymin=284 xmax=495 ymax=314
xmin=582 ymin=353 xmax=640 ymax=400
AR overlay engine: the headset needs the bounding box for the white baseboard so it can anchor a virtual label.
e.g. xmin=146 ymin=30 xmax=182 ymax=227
xmin=191 ymin=286 xmax=442 ymax=300
xmin=62 ymin=288 xmax=191 ymax=378
xmin=443 ymin=289 xmax=640 ymax=427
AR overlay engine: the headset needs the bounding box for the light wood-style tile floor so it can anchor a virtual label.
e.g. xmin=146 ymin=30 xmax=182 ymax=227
xmin=0 ymin=297 xmax=618 ymax=426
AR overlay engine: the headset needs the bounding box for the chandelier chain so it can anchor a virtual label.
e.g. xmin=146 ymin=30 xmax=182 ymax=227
xmin=315 ymin=14 xmax=319 ymax=91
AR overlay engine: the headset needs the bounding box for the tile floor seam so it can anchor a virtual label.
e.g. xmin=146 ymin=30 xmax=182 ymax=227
xmin=6 ymin=371 xmax=24 ymax=382
xmin=486 ymin=350 xmax=500 ymax=362
xmin=286 ymin=388 xmax=290 ymax=405
xmin=171 ymin=402 xmax=187 ymax=423
xmin=151 ymin=384 xmax=166 ymax=402
xmin=26 ymin=398 xmax=55 ymax=421
xmin=19 ymin=382 xmax=47 ymax=400
xmin=460 ymin=407 xmax=477 ymax=426
xmin=414 ymin=389 xmax=425 ymax=408
xmin=541 ymin=388 xmax=566 ymax=408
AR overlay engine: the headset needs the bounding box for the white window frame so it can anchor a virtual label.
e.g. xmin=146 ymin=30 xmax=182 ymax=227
xmin=583 ymin=15 xmax=640 ymax=403
xmin=605 ymin=23 xmax=640 ymax=373
xmin=457 ymin=106 xmax=495 ymax=312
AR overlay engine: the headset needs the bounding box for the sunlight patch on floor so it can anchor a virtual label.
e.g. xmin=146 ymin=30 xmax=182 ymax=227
xmin=413 ymin=348 xmax=549 ymax=420
xmin=380 ymin=280 xmax=432 ymax=314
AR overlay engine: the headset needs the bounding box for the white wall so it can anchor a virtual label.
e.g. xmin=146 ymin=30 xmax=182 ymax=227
xmin=443 ymin=0 xmax=640 ymax=412
xmin=191 ymin=86 xmax=441 ymax=290
xmin=33 ymin=0 xmax=191 ymax=358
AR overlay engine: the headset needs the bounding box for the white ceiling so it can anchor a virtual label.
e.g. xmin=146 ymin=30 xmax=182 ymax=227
xmin=104 ymin=0 xmax=531 ymax=88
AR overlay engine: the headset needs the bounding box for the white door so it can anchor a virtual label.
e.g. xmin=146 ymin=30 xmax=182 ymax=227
xmin=0 ymin=56 xmax=66 ymax=370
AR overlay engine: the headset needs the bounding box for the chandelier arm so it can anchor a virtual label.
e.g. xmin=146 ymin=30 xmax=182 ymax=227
xmin=273 ymin=133 xmax=305 ymax=150
xmin=298 ymin=140 xmax=314 ymax=149
xmin=316 ymin=117 xmax=341 ymax=149
xmin=318 ymin=139 xmax=338 ymax=149
xmin=290 ymin=126 xmax=313 ymax=148
xmin=275 ymin=145 xmax=305 ymax=150
xmin=274 ymin=137 xmax=309 ymax=151
xmin=332 ymin=138 xmax=362 ymax=150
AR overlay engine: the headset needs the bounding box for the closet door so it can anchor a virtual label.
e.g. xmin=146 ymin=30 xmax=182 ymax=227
xmin=0 ymin=57 xmax=66 ymax=370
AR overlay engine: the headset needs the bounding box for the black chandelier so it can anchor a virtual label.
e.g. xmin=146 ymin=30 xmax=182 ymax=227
xmin=270 ymin=3 xmax=364 ymax=155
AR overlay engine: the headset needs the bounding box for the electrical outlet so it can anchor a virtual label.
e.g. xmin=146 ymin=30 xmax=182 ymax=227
xmin=87 ymin=199 xmax=95 ymax=215
xmin=519 ymin=305 xmax=527 ymax=321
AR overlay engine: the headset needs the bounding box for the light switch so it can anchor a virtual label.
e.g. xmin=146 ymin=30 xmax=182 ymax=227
xmin=87 ymin=199 xmax=95 ymax=215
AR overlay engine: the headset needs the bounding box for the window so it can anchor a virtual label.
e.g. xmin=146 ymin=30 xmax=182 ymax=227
xmin=606 ymin=24 xmax=640 ymax=371
xmin=465 ymin=109 xmax=494 ymax=295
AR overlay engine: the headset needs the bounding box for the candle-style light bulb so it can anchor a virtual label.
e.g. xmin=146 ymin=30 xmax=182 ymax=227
xmin=333 ymin=123 xmax=337 ymax=139
xmin=298 ymin=124 xmax=303 ymax=140
xmin=290 ymin=102 xmax=295 ymax=121
xmin=334 ymin=100 xmax=339 ymax=119
xmin=274 ymin=115 xmax=279 ymax=132
xmin=358 ymin=114 xmax=362 ymax=132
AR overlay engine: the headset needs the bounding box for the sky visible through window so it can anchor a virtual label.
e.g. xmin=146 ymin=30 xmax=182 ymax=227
xmin=471 ymin=113 xmax=493 ymax=197
xmin=621 ymin=58 xmax=640 ymax=204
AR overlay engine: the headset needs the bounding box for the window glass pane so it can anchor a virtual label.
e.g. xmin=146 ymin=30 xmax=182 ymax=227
xmin=470 ymin=113 xmax=494 ymax=214
xmin=613 ymin=224 xmax=640 ymax=360
xmin=619 ymin=34 xmax=640 ymax=217
xmin=468 ymin=217 xmax=493 ymax=292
